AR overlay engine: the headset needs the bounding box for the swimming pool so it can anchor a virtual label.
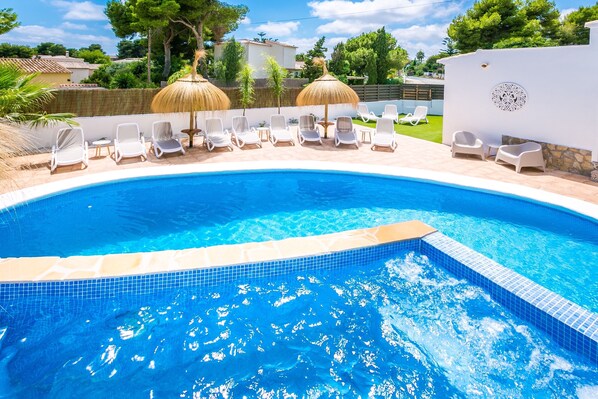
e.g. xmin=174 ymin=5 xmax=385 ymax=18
xmin=1 ymin=250 xmax=596 ymax=397
xmin=1 ymin=168 xmax=596 ymax=312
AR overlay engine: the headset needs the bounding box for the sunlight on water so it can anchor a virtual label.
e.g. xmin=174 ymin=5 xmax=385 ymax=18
xmin=0 ymin=251 xmax=596 ymax=397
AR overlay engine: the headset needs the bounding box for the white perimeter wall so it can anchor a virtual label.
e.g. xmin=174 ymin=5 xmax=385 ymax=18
xmin=25 ymin=99 xmax=443 ymax=150
xmin=24 ymin=104 xmax=353 ymax=150
xmin=441 ymin=28 xmax=598 ymax=161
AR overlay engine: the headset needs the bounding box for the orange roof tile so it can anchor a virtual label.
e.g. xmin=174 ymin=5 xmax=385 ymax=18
xmin=0 ymin=58 xmax=71 ymax=74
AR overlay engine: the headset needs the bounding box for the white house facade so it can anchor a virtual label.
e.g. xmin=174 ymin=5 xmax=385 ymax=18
xmin=440 ymin=21 xmax=598 ymax=174
xmin=214 ymin=40 xmax=298 ymax=79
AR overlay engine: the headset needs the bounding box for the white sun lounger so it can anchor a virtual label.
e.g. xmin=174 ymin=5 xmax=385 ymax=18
xmin=269 ymin=115 xmax=295 ymax=145
xmin=357 ymin=103 xmax=378 ymax=123
xmin=298 ymin=114 xmax=322 ymax=145
xmin=205 ymin=118 xmax=234 ymax=152
xmin=451 ymin=131 xmax=485 ymax=160
xmin=381 ymin=104 xmax=399 ymax=123
xmin=371 ymin=118 xmax=397 ymax=151
xmin=334 ymin=116 xmax=359 ymax=148
xmin=151 ymin=121 xmax=185 ymax=158
xmin=50 ymin=127 xmax=88 ymax=173
xmin=115 ymin=123 xmax=147 ymax=163
xmin=231 ymin=116 xmax=261 ymax=148
xmin=399 ymin=106 xmax=429 ymax=125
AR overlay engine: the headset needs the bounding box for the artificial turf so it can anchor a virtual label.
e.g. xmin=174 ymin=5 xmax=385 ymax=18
xmin=353 ymin=115 xmax=443 ymax=144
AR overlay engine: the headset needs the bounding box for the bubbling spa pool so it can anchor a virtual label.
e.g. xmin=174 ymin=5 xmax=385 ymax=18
xmin=0 ymin=166 xmax=597 ymax=397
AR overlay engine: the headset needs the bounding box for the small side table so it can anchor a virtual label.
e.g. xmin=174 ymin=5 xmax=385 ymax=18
xmin=92 ymin=139 xmax=111 ymax=157
xmin=486 ymin=143 xmax=501 ymax=158
xmin=256 ymin=127 xmax=269 ymax=141
xmin=360 ymin=128 xmax=373 ymax=143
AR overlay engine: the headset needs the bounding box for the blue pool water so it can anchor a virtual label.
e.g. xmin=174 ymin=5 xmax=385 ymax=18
xmin=1 ymin=251 xmax=596 ymax=397
xmin=1 ymin=171 xmax=597 ymax=312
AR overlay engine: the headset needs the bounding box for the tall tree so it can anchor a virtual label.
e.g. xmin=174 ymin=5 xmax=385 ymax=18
xmin=265 ymin=56 xmax=286 ymax=114
xmin=344 ymin=30 xmax=407 ymax=82
xmin=221 ymin=38 xmax=244 ymax=84
xmin=559 ymin=3 xmax=598 ymax=45
xmin=448 ymin=0 xmax=560 ymax=52
xmin=253 ymin=32 xmax=277 ymax=42
xmin=328 ymin=42 xmax=350 ymax=83
xmin=0 ymin=43 xmax=34 ymax=58
xmin=117 ymin=39 xmax=147 ymax=59
xmin=0 ymin=8 xmax=19 ymax=35
xmin=415 ymin=50 xmax=425 ymax=63
xmin=130 ymin=0 xmax=180 ymax=83
xmin=36 ymin=42 xmax=67 ymax=56
xmin=373 ymin=27 xmax=391 ymax=84
xmin=302 ymin=36 xmax=327 ymax=82
xmin=441 ymin=37 xmax=458 ymax=56
xmin=106 ymin=0 xmax=180 ymax=83
xmin=77 ymin=49 xmax=111 ymax=64
xmin=174 ymin=0 xmax=247 ymax=74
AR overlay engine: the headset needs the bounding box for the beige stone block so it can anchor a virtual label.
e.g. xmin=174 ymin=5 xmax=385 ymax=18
xmin=100 ymin=253 xmax=144 ymax=277
xmin=0 ymin=257 xmax=60 ymax=282
xmin=244 ymin=241 xmax=283 ymax=262
xmin=205 ymin=244 xmax=248 ymax=267
xmin=274 ymin=238 xmax=328 ymax=260
xmin=172 ymin=248 xmax=209 ymax=270
xmin=142 ymin=250 xmax=178 ymax=274
xmin=373 ymin=221 xmax=436 ymax=243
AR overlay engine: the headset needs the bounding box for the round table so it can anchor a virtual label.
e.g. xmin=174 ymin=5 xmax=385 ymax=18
xmin=92 ymin=139 xmax=111 ymax=157
xmin=317 ymin=121 xmax=335 ymax=139
xmin=181 ymin=128 xmax=202 ymax=148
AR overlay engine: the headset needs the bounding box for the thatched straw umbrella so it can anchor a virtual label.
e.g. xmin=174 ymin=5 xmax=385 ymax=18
xmin=296 ymin=58 xmax=359 ymax=138
xmin=151 ymin=51 xmax=230 ymax=147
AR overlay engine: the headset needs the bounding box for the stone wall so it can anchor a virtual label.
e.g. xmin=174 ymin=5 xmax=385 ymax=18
xmin=502 ymin=135 xmax=595 ymax=177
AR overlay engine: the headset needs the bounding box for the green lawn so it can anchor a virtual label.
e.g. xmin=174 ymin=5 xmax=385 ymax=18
xmin=353 ymin=115 xmax=443 ymax=144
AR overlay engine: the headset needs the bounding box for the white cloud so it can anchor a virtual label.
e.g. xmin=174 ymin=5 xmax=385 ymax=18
xmin=240 ymin=17 xmax=251 ymax=25
xmin=51 ymin=1 xmax=107 ymax=21
xmin=104 ymin=23 xmax=113 ymax=30
xmin=0 ymin=25 xmax=118 ymax=51
xmin=308 ymin=0 xmax=461 ymax=32
xmin=316 ymin=20 xmax=380 ymax=35
xmin=391 ymin=24 xmax=448 ymax=42
xmin=391 ymin=24 xmax=448 ymax=58
xmin=61 ymin=22 xmax=87 ymax=30
xmin=255 ymin=21 xmax=300 ymax=37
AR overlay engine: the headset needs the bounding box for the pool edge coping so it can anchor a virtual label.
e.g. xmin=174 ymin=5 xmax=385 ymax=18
xmin=2 ymin=161 xmax=597 ymax=219
xmin=0 ymin=221 xmax=436 ymax=283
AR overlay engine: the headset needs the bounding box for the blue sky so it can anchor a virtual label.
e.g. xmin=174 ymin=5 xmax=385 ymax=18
xmin=0 ymin=0 xmax=595 ymax=58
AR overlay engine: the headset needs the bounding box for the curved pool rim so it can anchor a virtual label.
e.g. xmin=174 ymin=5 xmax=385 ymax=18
xmin=2 ymin=161 xmax=597 ymax=222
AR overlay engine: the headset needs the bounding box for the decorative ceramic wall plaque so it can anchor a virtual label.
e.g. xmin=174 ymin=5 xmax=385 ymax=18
xmin=491 ymin=82 xmax=527 ymax=112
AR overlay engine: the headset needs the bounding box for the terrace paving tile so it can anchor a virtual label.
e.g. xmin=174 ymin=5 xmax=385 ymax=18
xmin=1 ymin=133 xmax=596 ymax=205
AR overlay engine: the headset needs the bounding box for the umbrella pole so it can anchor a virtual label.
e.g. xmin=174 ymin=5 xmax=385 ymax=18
xmin=324 ymin=103 xmax=329 ymax=139
xmin=188 ymin=110 xmax=195 ymax=147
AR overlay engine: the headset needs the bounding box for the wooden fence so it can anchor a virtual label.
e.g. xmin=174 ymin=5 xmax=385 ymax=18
xmin=42 ymin=84 xmax=443 ymax=117
xmin=350 ymin=84 xmax=444 ymax=102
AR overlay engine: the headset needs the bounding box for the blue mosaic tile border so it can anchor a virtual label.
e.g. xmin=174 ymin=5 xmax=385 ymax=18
xmin=0 ymin=239 xmax=419 ymax=301
xmin=1 ymin=232 xmax=596 ymax=364
xmin=421 ymin=231 xmax=598 ymax=365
